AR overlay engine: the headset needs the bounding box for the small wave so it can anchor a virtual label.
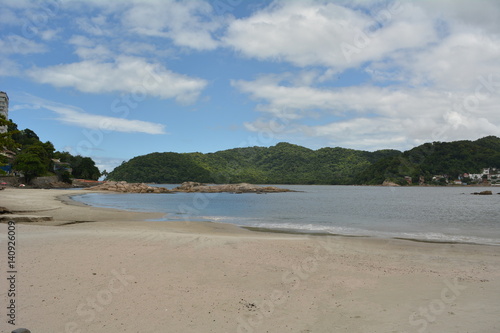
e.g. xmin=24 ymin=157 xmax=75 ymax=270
xmin=246 ymin=222 xmax=500 ymax=246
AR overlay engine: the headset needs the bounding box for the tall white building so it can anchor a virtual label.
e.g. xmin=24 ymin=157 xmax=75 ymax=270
xmin=0 ymin=91 xmax=8 ymax=134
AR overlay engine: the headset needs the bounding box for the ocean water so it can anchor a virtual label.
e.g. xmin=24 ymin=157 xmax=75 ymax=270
xmin=72 ymin=185 xmax=500 ymax=245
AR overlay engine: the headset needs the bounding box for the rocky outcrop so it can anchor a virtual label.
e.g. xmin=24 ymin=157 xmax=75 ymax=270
xmin=471 ymin=190 xmax=493 ymax=195
xmin=85 ymin=181 xmax=171 ymax=193
xmin=72 ymin=179 xmax=106 ymax=188
xmin=84 ymin=181 xmax=293 ymax=194
xmin=382 ymin=180 xmax=400 ymax=186
xmin=173 ymin=182 xmax=295 ymax=193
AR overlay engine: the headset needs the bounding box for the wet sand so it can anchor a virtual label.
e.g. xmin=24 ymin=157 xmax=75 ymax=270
xmin=0 ymin=188 xmax=499 ymax=332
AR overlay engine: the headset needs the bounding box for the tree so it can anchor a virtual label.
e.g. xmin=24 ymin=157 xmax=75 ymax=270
xmin=12 ymin=128 xmax=40 ymax=146
xmin=71 ymin=155 xmax=101 ymax=180
xmin=1 ymin=116 xmax=20 ymax=173
xmin=12 ymin=142 xmax=56 ymax=183
xmin=0 ymin=116 xmax=19 ymax=151
xmin=13 ymin=148 xmax=47 ymax=183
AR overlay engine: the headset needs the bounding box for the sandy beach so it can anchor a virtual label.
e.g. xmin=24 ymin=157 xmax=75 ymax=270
xmin=0 ymin=188 xmax=499 ymax=332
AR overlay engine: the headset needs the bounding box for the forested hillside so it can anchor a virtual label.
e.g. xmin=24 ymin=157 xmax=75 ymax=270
xmin=1 ymin=116 xmax=100 ymax=182
xmin=107 ymin=142 xmax=401 ymax=184
xmin=355 ymin=136 xmax=500 ymax=185
xmin=107 ymin=136 xmax=500 ymax=185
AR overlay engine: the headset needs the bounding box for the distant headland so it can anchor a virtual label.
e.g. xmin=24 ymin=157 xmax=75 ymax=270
xmin=106 ymin=136 xmax=500 ymax=186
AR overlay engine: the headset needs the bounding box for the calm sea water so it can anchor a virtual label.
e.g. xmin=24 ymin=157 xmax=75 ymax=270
xmin=73 ymin=185 xmax=500 ymax=245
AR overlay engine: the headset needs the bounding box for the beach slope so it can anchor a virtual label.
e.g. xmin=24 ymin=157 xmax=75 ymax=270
xmin=0 ymin=188 xmax=499 ymax=332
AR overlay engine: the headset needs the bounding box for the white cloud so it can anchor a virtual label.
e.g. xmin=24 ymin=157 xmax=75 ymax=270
xmin=68 ymin=35 xmax=94 ymax=47
xmin=0 ymin=35 xmax=47 ymax=76
xmin=305 ymin=109 xmax=500 ymax=150
xmin=0 ymin=35 xmax=47 ymax=55
xmin=67 ymin=35 xmax=113 ymax=60
xmin=75 ymin=15 xmax=108 ymax=36
xmin=122 ymin=0 xmax=222 ymax=50
xmin=0 ymin=57 xmax=21 ymax=76
xmin=18 ymin=95 xmax=166 ymax=135
xmin=223 ymin=1 xmax=437 ymax=70
xmin=230 ymin=0 xmax=500 ymax=150
xmin=239 ymin=78 xmax=500 ymax=150
xmin=0 ymin=8 xmax=20 ymax=25
xmin=418 ymin=0 xmax=500 ymax=35
xmin=27 ymin=56 xmax=207 ymax=104
xmin=118 ymin=41 xmax=166 ymax=56
xmin=395 ymin=31 xmax=500 ymax=90
xmin=3 ymin=0 xmax=500 ymax=153
xmin=39 ymin=28 xmax=59 ymax=41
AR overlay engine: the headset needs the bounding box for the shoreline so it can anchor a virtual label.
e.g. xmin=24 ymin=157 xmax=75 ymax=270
xmin=244 ymin=226 xmax=500 ymax=246
xmin=2 ymin=187 xmax=498 ymax=247
xmin=0 ymin=188 xmax=499 ymax=332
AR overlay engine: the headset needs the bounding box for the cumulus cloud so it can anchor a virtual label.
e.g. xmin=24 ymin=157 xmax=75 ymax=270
xmin=223 ymin=1 xmax=437 ymax=71
xmin=230 ymin=0 xmax=500 ymax=150
xmin=238 ymin=76 xmax=500 ymax=150
xmin=3 ymin=0 xmax=500 ymax=152
xmin=418 ymin=0 xmax=500 ymax=34
xmin=27 ymin=56 xmax=207 ymax=104
xmin=68 ymin=35 xmax=113 ymax=60
xmin=394 ymin=31 xmax=500 ymax=90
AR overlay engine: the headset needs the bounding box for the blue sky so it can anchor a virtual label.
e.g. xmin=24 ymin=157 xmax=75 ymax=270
xmin=1 ymin=0 xmax=500 ymax=172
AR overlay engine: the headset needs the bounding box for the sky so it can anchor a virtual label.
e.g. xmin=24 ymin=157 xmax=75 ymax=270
xmin=1 ymin=0 xmax=500 ymax=172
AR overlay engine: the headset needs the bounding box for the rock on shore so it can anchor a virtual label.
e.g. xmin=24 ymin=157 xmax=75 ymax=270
xmin=85 ymin=181 xmax=171 ymax=193
xmin=173 ymin=182 xmax=295 ymax=193
xmin=471 ymin=190 xmax=493 ymax=195
xmin=84 ymin=181 xmax=295 ymax=194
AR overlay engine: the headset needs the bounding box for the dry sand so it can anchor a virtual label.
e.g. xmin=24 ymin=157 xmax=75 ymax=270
xmin=0 ymin=188 xmax=499 ymax=333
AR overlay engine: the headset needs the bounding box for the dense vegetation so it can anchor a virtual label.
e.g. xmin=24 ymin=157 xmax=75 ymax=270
xmin=107 ymin=136 xmax=500 ymax=185
xmin=0 ymin=116 xmax=100 ymax=183
xmin=107 ymin=142 xmax=401 ymax=184
xmin=355 ymin=136 xmax=500 ymax=185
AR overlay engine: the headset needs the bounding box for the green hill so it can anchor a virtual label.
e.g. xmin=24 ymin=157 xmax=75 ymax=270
xmin=107 ymin=142 xmax=400 ymax=184
xmin=355 ymin=136 xmax=500 ymax=185
xmin=106 ymin=136 xmax=500 ymax=185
